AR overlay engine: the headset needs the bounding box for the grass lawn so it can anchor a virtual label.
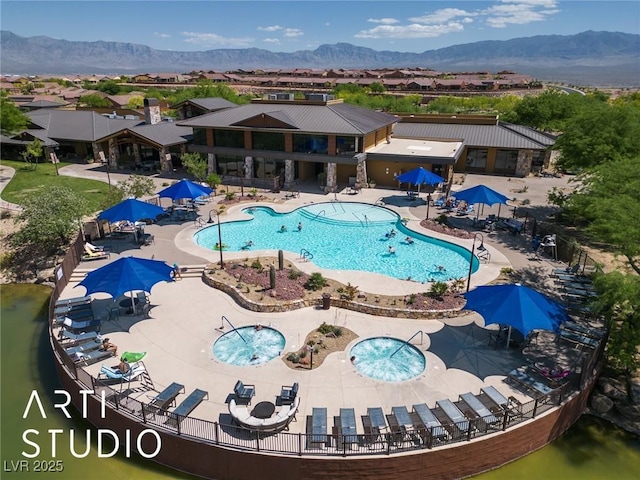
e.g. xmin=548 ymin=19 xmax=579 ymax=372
xmin=0 ymin=159 xmax=111 ymax=214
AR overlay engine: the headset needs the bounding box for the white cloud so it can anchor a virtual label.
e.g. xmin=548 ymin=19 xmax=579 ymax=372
xmin=355 ymin=1 xmax=560 ymax=40
xmin=153 ymin=32 xmax=171 ymax=38
xmin=258 ymin=25 xmax=283 ymax=32
xmin=283 ymin=28 xmax=303 ymax=38
xmin=181 ymin=31 xmax=254 ymax=47
xmin=355 ymin=22 xmax=465 ymax=39
xmin=484 ymin=0 xmax=559 ymax=28
xmin=263 ymin=38 xmax=280 ymax=44
xmin=409 ymin=8 xmax=476 ymax=24
xmin=367 ymin=18 xmax=399 ymax=25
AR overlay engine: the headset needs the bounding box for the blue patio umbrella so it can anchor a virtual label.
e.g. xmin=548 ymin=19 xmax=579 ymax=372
xmin=396 ymin=167 xmax=445 ymax=193
xmin=98 ymin=198 xmax=166 ymax=223
xmin=463 ymin=283 xmax=569 ymax=348
xmin=158 ymin=179 xmax=213 ymax=201
xmin=451 ymin=184 xmax=509 ymax=220
xmin=77 ymin=256 xmax=174 ymax=313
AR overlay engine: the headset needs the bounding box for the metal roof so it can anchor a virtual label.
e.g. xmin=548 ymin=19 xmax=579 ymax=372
xmin=126 ymin=121 xmax=192 ymax=147
xmin=499 ymin=122 xmax=557 ymax=147
xmin=393 ymin=122 xmax=553 ymax=150
xmin=174 ymin=97 xmax=237 ymax=111
xmin=178 ymin=102 xmax=398 ymax=135
xmin=27 ymin=109 xmax=139 ymax=142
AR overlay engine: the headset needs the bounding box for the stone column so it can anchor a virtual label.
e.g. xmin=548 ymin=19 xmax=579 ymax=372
xmin=283 ymin=159 xmax=294 ymax=188
xmin=132 ymin=143 xmax=141 ymax=164
xmin=91 ymin=142 xmax=103 ymax=165
xmin=516 ymin=150 xmax=533 ymax=177
xmin=355 ymin=160 xmax=368 ymax=188
xmin=325 ymin=162 xmax=337 ymax=193
xmin=207 ymin=153 xmax=217 ymax=175
xmin=159 ymin=147 xmax=173 ymax=173
xmin=108 ymin=139 xmax=120 ymax=168
xmin=244 ymin=156 xmax=253 ymax=178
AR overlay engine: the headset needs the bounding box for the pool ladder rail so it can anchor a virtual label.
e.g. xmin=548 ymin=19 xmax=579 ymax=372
xmin=300 ymin=249 xmax=314 ymax=262
xmin=390 ymin=330 xmax=424 ymax=358
xmin=219 ymin=316 xmax=247 ymax=343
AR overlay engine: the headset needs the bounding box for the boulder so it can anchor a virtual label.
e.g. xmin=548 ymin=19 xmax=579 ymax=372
xmin=590 ymin=392 xmax=614 ymax=414
xmin=615 ymin=402 xmax=640 ymax=421
xmin=598 ymin=377 xmax=628 ymax=402
xmin=629 ymin=374 xmax=640 ymax=404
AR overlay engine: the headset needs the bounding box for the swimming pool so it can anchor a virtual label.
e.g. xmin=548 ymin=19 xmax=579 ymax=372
xmin=350 ymin=337 xmax=426 ymax=382
xmin=213 ymin=326 xmax=285 ymax=366
xmin=194 ymin=202 xmax=478 ymax=283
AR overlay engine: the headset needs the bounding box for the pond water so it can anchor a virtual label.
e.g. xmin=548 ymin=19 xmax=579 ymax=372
xmin=2 ymin=284 xmax=638 ymax=479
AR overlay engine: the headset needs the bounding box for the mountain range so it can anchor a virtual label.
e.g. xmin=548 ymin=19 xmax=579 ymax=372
xmin=1 ymin=30 xmax=638 ymax=86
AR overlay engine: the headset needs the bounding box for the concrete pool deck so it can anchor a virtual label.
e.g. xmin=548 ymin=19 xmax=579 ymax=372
xmin=58 ymin=171 xmax=576 ymax=435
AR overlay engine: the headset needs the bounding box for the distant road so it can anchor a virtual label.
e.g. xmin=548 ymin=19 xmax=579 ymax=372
xmin=555 ymin=86 xmax=586 ymax=96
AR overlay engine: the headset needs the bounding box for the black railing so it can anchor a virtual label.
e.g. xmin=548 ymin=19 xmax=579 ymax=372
xmin=47 ymin=233 xmax=597 ymax=459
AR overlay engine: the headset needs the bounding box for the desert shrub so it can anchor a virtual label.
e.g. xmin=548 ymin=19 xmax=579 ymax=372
xmin=286 ymin=353 xmax=300 ymax=363
xmin=225 ymin=191 xmax=235 ymax=201
xmin=305 ymin=272 xmax=327 ymax=291
xmin=250 ymin=259 xmax=263 ymax=272
xmin=343 ymin=282 xmax=359 ymax=300
xmin=428 ymin=281 xmax=449 ymax=299
xmin=333 ymin=327 xmax=343 ymax=337
xmin=317 ymin=322 xmax=333 ymax=334
xmin=288 ymin=268 xmax=303 ymax=280
xmin=435 ymin=214 xmax=449 ymax=226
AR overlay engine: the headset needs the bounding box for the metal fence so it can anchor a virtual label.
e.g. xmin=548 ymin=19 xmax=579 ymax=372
xmin=46 ymin=231 xmax=596 ymax=458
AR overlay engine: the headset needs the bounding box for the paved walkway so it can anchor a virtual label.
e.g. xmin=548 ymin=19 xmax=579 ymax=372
xmin=56 ymin=167 xmax=577 ymax=434
xmin=0 ymin=165 xmax=22 ymax=212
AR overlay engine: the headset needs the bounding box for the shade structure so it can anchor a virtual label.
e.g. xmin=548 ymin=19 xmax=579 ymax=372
xmin=77 ymin=256 xmax=173 ymax=301
xmin=451 ymin=184 xmax=509 ymax=220
xmin=396 ymin=167 xmax=445 ymax=193
xmin=158 ymin=179 xmax=213 ymax=201
xmin=427 ymin=322 xmax=524 ymax=379
xmin=98 ymin=198 xmax=166 ymax=223
xmin=463 ymin=284 xmax=568 ymax=348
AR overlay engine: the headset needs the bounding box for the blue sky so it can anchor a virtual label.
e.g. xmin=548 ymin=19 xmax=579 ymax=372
xmin=2 ymin=1 xmax=638 ymax=53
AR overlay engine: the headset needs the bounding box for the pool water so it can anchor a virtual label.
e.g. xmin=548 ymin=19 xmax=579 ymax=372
xmin=350 ymin=337 xmax=426 ymax=382
xmin=213 ymin=326 xmax=285 ymax=366
xmin=194 ymin=202 xmax=477 ymax=283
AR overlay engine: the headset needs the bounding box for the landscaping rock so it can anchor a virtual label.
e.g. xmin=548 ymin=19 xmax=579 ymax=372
xmin=590 ymin=392 xmax=613 ymax=414
xmin=598 ymin=377 xmax=628 ymax=402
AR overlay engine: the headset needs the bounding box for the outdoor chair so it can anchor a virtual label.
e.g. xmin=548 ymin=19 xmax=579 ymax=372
xmin=73 ymin=348 xmax=114 ymax=366
xmin=234 ymin=380 xmax=255 ymax=404
xmin=98 ymin=362 xmax=147 ymax=383
xmin=147 ymin=382 xmax=185 ymax=413
xmin=168 ymin=389 xmax=209 ymax=425
xmin=280 ymin=382 xmax=299 ymax=405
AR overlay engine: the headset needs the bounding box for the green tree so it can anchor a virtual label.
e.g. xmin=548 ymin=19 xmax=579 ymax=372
xmin=94 ymin=80 xmax=121 ymax=95
xmin=562 ymin=157 xmax=640 ymax=274
xmin=126 ymin=96 xmax=145 ymax=109
xmin=78 ymin=93 xmax=111 ymax=108
xmin=12 ymin=186 xmax=88 ymax=252
xmin=118 ymin=175 xmax=156 ymax=199
xmin=553 ymin=103 xmax=640 ymax=171
xmin=20 ymin=138 xmax=44 ymax=170
xmin=181 ymin=152 xmax=208 ymax=181
xmin=507 ymin=90 xmax=589 ymax=131
xmin=0 ymin=92 xmax=29 ymax=135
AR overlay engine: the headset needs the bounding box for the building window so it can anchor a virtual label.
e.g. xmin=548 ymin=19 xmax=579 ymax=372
xmin=193 ymin=128 xmax=207 ymax=146
xmin=252 ymin=131 xmax=285 ymax=152
xmin=494 ymin=150 xmax=518 ymax=174
xmin=465 ymin=148 xmax=487 ymax=172
xmin=293 ymin=134 xmax=328 ymax=154
xmin=216 ymin=154 xmax=244 ymax=176
xmin=336 ymin=136 xmax=357 ymax=155
xmin=214 ymin=129 xmax=244 ymax=148
xmin=253 ymin=157 xmax=285 ymax=179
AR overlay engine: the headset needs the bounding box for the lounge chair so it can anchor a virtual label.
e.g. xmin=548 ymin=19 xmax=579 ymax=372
xmin=82 ymin=245 xmax=110 ymax=261
xmin=506 ymin=367 xmax=554 ymax=398
xmin=168 ymin=389 xmax=209 ymax=424
xmin=551 ymin=264 xmax=580 ymax=276
xmin=412 ymin=403 xmax=447 ymax=445
xmin=233 ymin=380 xmax=255 ymax=404
xmin=59 ymin=330 xmax=100 ymax=345
xmin=65 ymin=338 xmax=103 ymax=357
xmin=436 ymin=399 xmax=471 ymax=437
xmin=61 ymin=317 xmax=101 ymax=333
xmin=280 ymin=382 xmax=299 ymax=404
xmin=147 ymin=382 xmax=185 ymax=413
xmin=73 ymin=348 xmax=115 ymax=366
xmin=458 ymin=393 xmax=501 ymax=431
xmin=85 ymin=242 xmax=109 ymax=252
xmin=307 ymin=407 xmax=330 ymax=448
xmin=98 ymin=362 xmax=147 ymax=383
